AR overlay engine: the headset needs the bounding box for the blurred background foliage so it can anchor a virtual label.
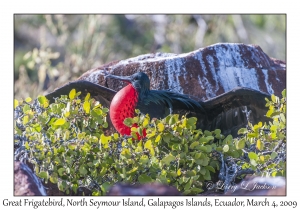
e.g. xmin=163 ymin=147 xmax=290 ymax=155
xmin=14 ymin=14 xmax=286 ymax=99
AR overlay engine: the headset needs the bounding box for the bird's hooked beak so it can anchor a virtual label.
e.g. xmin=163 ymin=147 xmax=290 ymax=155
xmin=105 ymin=74 xmax=132 ymax=83
xmin=100 ymin=69 xmax=132 ymax=83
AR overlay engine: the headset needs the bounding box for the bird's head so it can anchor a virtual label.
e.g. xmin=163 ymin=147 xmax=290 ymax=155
xmin=105 ymin=72 xmax=150 ymax=94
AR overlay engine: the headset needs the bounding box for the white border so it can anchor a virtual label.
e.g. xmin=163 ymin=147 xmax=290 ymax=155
xmin=2 ymin=1 xmax=298 ymax=209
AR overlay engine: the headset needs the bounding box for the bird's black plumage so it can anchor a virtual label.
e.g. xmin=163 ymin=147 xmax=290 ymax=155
xmin=105 ymin=72 xmax=205 ymax=118
xmin=45 ymin=72 xmax=271 ymax=137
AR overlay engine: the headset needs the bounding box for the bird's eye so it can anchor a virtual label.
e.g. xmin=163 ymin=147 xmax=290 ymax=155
xmin=134 ymin=77 xmax=138 ymax=81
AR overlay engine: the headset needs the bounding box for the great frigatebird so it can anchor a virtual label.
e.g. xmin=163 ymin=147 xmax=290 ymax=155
xmin=45 ymin=73 xmax=270 ymax=138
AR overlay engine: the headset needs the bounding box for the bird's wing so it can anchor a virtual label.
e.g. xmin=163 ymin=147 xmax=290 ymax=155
xmin=45 ymin=81 xmax=271 ymax=137
xmin=45 ymin=80 xmax=116 ymax=107
xmin=181 ymin=87 xmax=271 ymax=136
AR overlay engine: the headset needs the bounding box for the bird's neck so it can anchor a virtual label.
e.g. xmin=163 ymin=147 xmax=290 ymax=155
xmin=134 ymin=86 xmax=149 ymax=102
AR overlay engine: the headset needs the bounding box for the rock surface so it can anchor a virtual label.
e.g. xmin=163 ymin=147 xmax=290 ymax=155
xmin=78 ymin=43 xmax=286 ymax=101
xmin=47 ymin=43 xmax=286 ymax=136
xmin=14 ymin=161 xmax=47 ymax=196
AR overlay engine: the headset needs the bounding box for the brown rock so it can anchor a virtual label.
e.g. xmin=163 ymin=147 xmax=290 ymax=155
xmin=78 ymin=43 xmax=286 ymax=100
xmin=46 ymin=43 xmax=285 ymax=136
xmin=14 ymin=161 xmax=47 ymax=196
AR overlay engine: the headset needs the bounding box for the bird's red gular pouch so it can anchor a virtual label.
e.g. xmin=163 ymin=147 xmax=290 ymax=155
xmin=109 ymin=84 xmax=146 ymax=140
xmin=106 ymin=71 xmax=202 ymax=140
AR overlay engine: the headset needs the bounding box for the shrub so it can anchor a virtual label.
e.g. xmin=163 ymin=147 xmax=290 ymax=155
xmin=14 ymin=89 xmax=286 ymax=195
xmin=233 ymin=89 xmax=286 ymax=177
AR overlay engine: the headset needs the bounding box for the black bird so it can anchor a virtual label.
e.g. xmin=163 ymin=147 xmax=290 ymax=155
xmin=104 ymin=71 xmax=205 ymax=137
xmin=45 ymin=72 xmax=270 ymax=137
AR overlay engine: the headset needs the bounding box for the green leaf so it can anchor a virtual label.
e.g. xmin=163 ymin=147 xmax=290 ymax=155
xmin=177 ymin=169 xmax=182 ymax=176
xmin=205 ymin=166 xmax=215 ymax=173
xmin=271 ymin=94 xmax=277 ymax=103
xmin=199 ymin=137 xmax=208 ymax=144
xmin=14 ymin=99 xmax=19 ymax=109
xmin=155 ymin=134 xmax=161 ymax=143
xmin=38 ymin=171 xmax=48 ymax=179
xmin=163 ymin=133 xmax=171 ymax=143
xmin=247 ymin=132 xmax=258 ymax=138
xmin=127 ymin=167 xmax=138 ymax=175
xmin=138 ymin=174 xmax=152 ymax=183
xmin=205 ymin=145 xmax=212 ymax=153
xmin=25 ymin=97 xmax=32 ymax=103
xmin=266 ymin=107 xmax=274 ymax=117
xmin=101 ymin=182 xmax=111 ymax=194
xmin=99 ymin=167 xmax=107 ymax=176
xmin=72 ymin=184 xmax=79 ymax=194
xmin=54 ymin=118 xmax=66 ymax=126
xmin=223 ymin=145 xmax=229 ymax=152
xmin=37 ymin=95 xmax=49 ymax=108
xmin=238 ymin=128 xmax=247 ymax=135
xmin=124 ymin=118 xmax=133 ymax=127
xmin=24 ymin=141 xmax=29 ymax=150
xmin=79 ymin=165 xmax=88 ymax=175
xmin=190 ymin=141 xmax=199 ymax=149
xmin=113 ymin=133 xmax=119 ymax=140
xmin=204 ymin=130 xmax=212 ymax=136
xmin=191 ymin=188 xmax=204 ymax=194
xmin=186 ymin=170 xmax=197 ymax=177
xmin=92 ymin=108 xmax=102 ymax=117
xmin=142 ymin=118 xmax=149 ymax=127
xmin=69 ymin=89 xmax=76 ymax=100
xmin=161 ymin=154 xmax=175 ymax=165
xmin=256 ymin=139 xmax=264 ymax=151
xmin=236 ymin=139 xmax=245 ymax=150
xmin=199 ymin=146 xmax=207 ymax=152
xmin=144 ymin=140 xmax=152 ymax=150
xmin=140 ymin=155 xmax=149 ymax=164
xmin=187 ymin=117 xmax=197 ymax=126
xmin=100 ymin=134 xmax=110 ymax=145
xmin=157 ymin=123 xmax=165 ymax=132
xmin=282 ymin=89 xmax=286 ymax=98
xmin=203 ymin=172 xmax=211 ymax=180
xmin=84 ymin=93 xmax=90 ymax=101
xmin=137 ymin=127 xmax=143 ymax=136
xmin=280 ymin=113 xmax=286 ymax=123
xmin=103 ymin=122 xmax=108 ymax=128
xmin=23 ymin=104 xmax=31 ymax=113
xmin=58 ymin=168 xmax=65 ymax=176
xmin=248 ymin=152 xmax=258 ymax=160
xmin=184 ymin=179 xmax=192 ymax=190
xmin=23 ymin=115 xmax=29 ymax=124
xmin=32 ymin=124 xmax=41 ymax=132
xmin=214 ymin=129 xmax=221 ymax=135
xmin=205 ymin=136 xmax=214 ymax=141
xmin=83 ymin=101 xmax=90 ymax=114
xmin=271 ymin=152 xmax=278 ymax=160
xmin=50 ymin=172 xmax=58 ymax=184
xmin=250 ymin=159 xmax=257 ymax=166
xmin=169 ymin=116 xmax=176 ymax=125
xmin=200 ymin=167 xmax=206 ymax=175
xmin=58 ymin=181 xmax=67 ymax=191
xmin=224 ymin=135 xmax=233 ymax=143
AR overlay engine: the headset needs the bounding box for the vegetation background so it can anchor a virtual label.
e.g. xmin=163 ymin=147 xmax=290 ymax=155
xmin=14 ymin=14 xmax=286 ymax=100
